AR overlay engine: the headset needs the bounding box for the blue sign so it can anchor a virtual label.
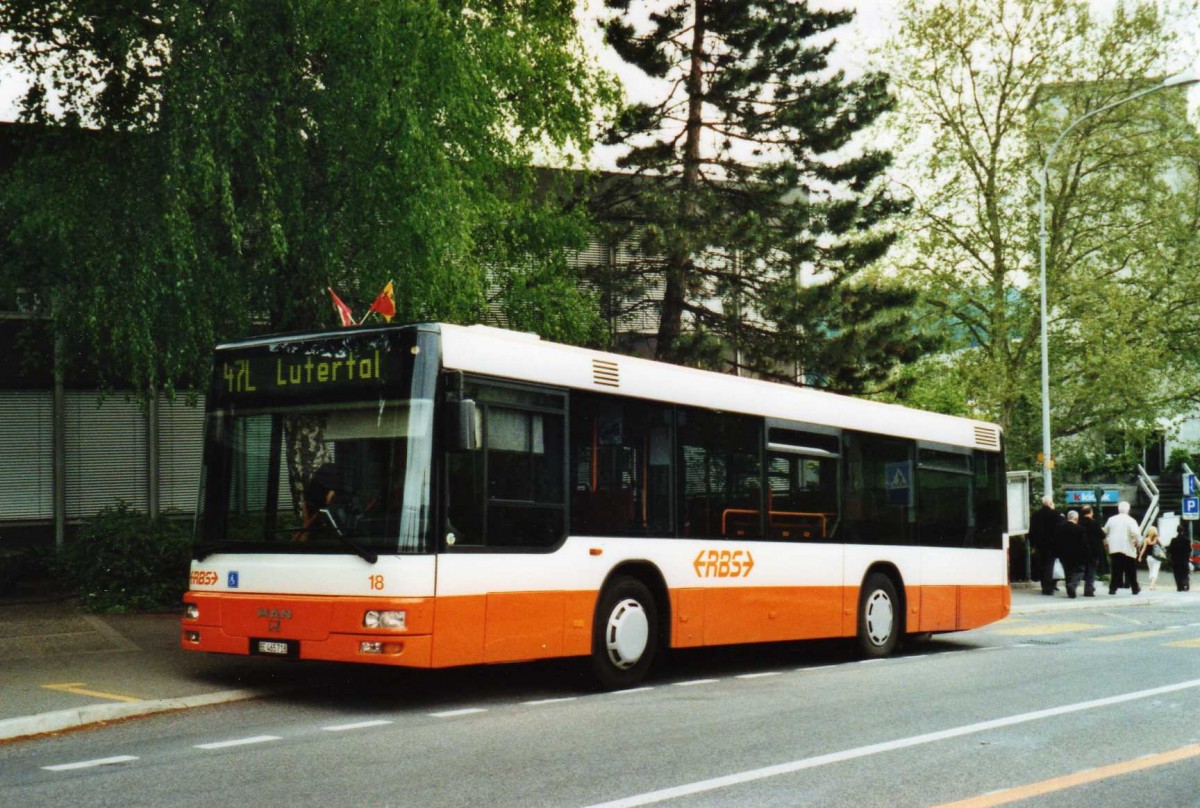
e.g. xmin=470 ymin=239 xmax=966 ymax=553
xmin=1183 ymin=497 xmax=1199 ymax=521
xmin=885 ymin=461 xmax=912 ymax=507
xmin=1185 ymin=474 xmax=1198 ymax=496
xmin=1064 ymin=489 xmax=1119 ymax=505
xmin=228 ymin=571 xmax=240 ymax=588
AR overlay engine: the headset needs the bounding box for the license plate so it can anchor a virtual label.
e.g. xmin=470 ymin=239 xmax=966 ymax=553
xmin=250 ymin=638 xmax=298 ymax=657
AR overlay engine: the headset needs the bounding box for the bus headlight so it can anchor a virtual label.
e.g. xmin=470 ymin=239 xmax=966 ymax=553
xmin=184 ymin=603 xmax=199 ymax=620
xmin=363 ymin=610 xmax=406 ymax=629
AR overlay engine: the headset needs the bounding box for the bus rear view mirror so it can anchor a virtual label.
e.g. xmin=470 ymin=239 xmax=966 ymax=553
xmin=447 ymin=399 xmax=480 ymax=451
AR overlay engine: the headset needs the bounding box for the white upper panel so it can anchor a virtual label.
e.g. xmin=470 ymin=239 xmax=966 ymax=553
xmin=439 ymin=324 xmax=1001 ymax=452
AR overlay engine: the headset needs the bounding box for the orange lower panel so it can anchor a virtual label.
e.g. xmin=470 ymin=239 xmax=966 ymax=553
xmin=182 ymin=583 xmax=1011 ymax=667
xmin=181 ymin=622 xmax=434 ymax=666
xmin=433 ymin=591 xmax=595 ymax=666
xmin=919 ymin=586 xmax=959 ymax=633
xmin=957 ymin=584 xmax=1010 ymax=629
xmin=905 ymin=584 xmax=1012 ymax=634
xmin=684 ymin=586 xmax=848 ymax=646
xmin=181 ymin=591 xmax=435 ymax=667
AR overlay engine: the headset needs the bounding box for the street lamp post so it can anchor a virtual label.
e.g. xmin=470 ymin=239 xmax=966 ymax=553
xmin=1037 ymin=70 xmax=1198 ymax=499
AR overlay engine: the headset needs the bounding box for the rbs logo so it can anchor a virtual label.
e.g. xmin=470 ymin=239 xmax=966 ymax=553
xmin=190 ymin=570 xmax=219 ymax=586
xmin=692 ymin=549 xmax=755 ymax=578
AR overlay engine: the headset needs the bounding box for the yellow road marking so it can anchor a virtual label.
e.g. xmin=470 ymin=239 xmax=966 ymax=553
xmin=991 ymin=622 xmax=1099 ymax=636
xmin=937 ymin=743 xmax=1200 ymax=807
xmin=1166 ymin=637 xmax=1200 ymax=648
xmin=1090 ymin=628 xmax=1182 ymax=642
xmin=42 ymin=682 xmax=141 ymax=703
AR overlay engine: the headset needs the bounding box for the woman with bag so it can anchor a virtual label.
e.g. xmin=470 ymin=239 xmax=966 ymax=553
xmin=1137 ymin=526 xmax=1165 ymax=591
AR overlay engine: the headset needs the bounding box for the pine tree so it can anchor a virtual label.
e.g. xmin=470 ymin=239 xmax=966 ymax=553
xmin=596 ymin=0 xmax=935 ymax=392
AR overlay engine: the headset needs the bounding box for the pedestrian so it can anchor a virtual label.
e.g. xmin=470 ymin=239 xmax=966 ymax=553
xmin=1055 ymin=510 xmax=1086 ymax=598
xmin=1137 ymin=526 xmax=1164 ymax=591
xmin=1169 ymin=523 xmax=1192 ymax=592
xmin=1104 ymin=501 xmax=1142 ymax=595
xmin=1079 ymin=505 xmax=1105 ymax=597
xmin=1029 ymin=496 xmax=1064 ymax=595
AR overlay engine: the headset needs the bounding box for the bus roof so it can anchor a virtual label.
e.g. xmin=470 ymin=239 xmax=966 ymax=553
xmin=438 ymin=324 xmax=1002 ymax=453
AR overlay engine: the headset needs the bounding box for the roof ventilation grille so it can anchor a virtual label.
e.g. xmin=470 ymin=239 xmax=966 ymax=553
xmin=974 ymin=426 xmax=1001 ymax=449
xmin=593 ymin=359 xmax=620 ymax=388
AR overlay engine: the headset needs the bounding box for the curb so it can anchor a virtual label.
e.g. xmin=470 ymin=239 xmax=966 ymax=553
xmin=1010 ymin=589 xmax=1199 ymax=616
xmin=0 ymin=688 xmax=269 ymax=743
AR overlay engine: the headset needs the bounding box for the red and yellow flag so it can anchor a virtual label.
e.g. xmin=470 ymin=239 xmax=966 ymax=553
xmin=367 ymin=281 xmax=396 ymax=322
xmin=328 ymin=288 xmax=354 ymax=327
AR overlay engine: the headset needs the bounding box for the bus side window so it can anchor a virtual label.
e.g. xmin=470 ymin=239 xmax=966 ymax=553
xmin=765 ymin=452 xmax=838 ymax=541
xmin=569 ymin=394 xmax=673 ymax=537
xmin=842 ymin=431 xmax=913 ymax=546
xmin=446 ymin=382 xmax=566 ymax=550
xmin=677 ymin=408 xmax=762 ymax=540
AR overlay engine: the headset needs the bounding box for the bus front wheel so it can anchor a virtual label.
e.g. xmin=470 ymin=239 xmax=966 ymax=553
xmin=857 ymin=573 xmax=900 ymax=658
xmin=590 ymin=577 xmax=659 ymax=690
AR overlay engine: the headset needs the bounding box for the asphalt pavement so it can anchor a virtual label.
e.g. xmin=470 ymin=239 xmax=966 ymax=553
xmin=1 ymin=578 xmax=1195 ymax=743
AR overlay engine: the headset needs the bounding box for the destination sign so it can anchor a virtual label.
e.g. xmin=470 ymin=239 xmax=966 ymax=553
xmin=221 ymin=348 xmax=384 ymax=395
xmin=211 ymin=331 xmax=417 ymax=405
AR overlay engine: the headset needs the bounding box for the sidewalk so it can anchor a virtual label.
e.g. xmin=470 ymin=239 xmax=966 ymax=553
xmin=2 ymin=582 xmax=1197 ymax=743
xmin=0 ymin=593 xmax=338 ymax=743
xmin=1008 ymin=579 xmax=1200 ymax=614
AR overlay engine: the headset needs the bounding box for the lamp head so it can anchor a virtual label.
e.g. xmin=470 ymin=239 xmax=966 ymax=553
xmin=1161 ymin=68 xmax=1199 ymax=88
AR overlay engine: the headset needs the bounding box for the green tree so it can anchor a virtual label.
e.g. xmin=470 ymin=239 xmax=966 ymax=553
xmin=882 ymin=0 xmax=1200 ymax=474
xmin=0 ymin=0 xmax=613 ymax=397
xmin=594 ymin=0 xmax=934 ymax=392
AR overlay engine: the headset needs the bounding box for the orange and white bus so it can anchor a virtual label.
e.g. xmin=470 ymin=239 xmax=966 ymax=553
xmin=183 ymin=323 xmax=1009 ymax=688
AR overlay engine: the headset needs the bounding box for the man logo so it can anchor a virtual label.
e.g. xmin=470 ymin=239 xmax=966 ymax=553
xmin=228 ymin=571 xmax=240 ymax=588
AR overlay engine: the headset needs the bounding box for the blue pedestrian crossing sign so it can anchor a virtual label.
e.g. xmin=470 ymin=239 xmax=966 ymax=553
xmin=885 ymin=461 xmax=912 ymax=507
xmin=1185 ymin=473 xmax=1198 ymax=496
xmin=1183 ymin=496 xmax=1200 ymax=521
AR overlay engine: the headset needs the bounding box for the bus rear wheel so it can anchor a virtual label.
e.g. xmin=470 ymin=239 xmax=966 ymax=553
xmin=590 ymin=577 xmax=659 ymax=690
xmin=857 ymin=573 xmax=900 ymax=658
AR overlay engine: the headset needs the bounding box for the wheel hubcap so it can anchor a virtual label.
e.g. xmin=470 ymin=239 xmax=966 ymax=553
xmin=605 ymin=598 xmax=649 ymax=669
xmin=864 ymin=590 xmax=894 ymax=646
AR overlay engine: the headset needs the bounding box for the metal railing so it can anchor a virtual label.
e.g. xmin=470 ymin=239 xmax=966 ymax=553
xmin=1136 ymin=464 xmax=1159 ymax=535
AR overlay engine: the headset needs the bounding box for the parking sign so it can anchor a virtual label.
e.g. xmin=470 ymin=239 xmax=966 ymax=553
xmin=1185 ymin=473 xmax=1198 ymax=496
xmin=1184 ymin=497 xmax=1200 ymax=521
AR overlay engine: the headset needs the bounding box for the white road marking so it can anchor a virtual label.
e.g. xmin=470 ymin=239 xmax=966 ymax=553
xmin=673 ymin=679 xmax=718 ymax=687
xmin=524 ymin=697 xmax=579 ymax=706
xmin=195 ymin=735 xmax=281 ymax=750
xmin=429 ymin=708 xmax=487 ymax=718
xmin=583 ymin=677 xmax=1200 ymax=808
xmin=42 ymin=756 xmax=138 ymax=772
xmin=603 ymin=687 xmax=654 ymax=696
xmin=736 ymin=672 xmax=782 ymax=679
xmin=322 ymin=720 xmax=393 ymax=732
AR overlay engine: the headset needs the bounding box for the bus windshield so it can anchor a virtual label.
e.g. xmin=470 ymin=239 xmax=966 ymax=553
xmin=195 ymin=328 xmax=437 ymax=556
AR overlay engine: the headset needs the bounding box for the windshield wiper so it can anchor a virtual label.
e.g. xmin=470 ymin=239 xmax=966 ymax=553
xmin=319 ymin=508 xmax=379 ymax=564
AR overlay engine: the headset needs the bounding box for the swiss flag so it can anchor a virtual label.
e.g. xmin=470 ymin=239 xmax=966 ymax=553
xmin=328 ymin=288 xmax=354 ymax=327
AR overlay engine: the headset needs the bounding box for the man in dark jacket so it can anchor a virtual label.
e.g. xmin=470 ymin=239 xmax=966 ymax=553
xmin=1169 ymin=524 xmax=1192 ymax=592
xmin=1079 ymin=505 xmax=1105 ymax=597
xmin=1055 ymin=510 xmax=1087 ymax=598
xmin=1029 ymin=497 xmax=1064 ymax=595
